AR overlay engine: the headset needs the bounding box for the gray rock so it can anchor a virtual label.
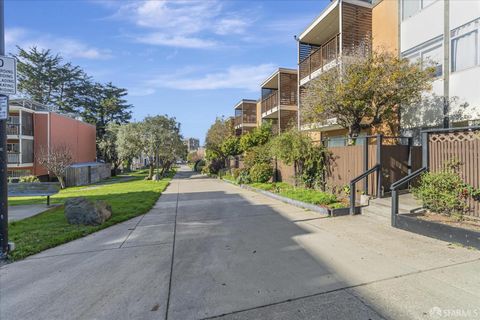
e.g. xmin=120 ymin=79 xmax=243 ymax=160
xmin=64 ymin=197 xmax=112 ymax=226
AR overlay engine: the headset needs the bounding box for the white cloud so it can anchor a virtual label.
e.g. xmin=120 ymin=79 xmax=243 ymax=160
xmin=109 ymin=0 xmax=254 ymax=48
xmin=145 ymin=63 xmax=276 ymax=92
xmin=5 ymin=27 xmax=112 ymax=60
xmin=136 ymin=33 xmax=217 ymax=49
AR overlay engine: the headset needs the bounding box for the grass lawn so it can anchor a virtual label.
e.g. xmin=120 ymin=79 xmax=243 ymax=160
xmin=7 ymin=171 xmax=173 ymax=261
xmin=250 ymin=182 xmax=346 ymax=208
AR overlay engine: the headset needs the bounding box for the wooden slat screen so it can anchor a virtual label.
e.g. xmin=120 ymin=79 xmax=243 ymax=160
xmin=428 ymin=129 xmax=480 ymax=218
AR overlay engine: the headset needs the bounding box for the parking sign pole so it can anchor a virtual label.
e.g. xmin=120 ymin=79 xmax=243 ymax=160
xmin=0 ymin=0 xmax=8 ymax=257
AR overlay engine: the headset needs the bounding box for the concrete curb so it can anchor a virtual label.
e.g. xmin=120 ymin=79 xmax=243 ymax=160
xmin=221 ymin=178 xmax=329 ymax=216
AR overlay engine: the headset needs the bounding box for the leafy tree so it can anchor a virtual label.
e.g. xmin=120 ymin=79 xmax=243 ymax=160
xmin=221 ymin=136 xmax=241 ymax=158
xmin=302 ymin=50 xmax=433 ymax=140
xmin=270 ymin=129 xmax=330 ymax=188
xmin=81 ymin=82 xmax=132 ymax=141
xmin=98 ymin=123 xmax=122 ymax=175
xmin=139 ymin=115 xmax=184 ymax=179
xmin=116 ymin=122 xmax=143 ymax=172
xmin=15 ymin=46 xmax=88 ymax=113
xmin=239 ymin=122 xmax=272 ymax=151
xmin=205 ymin=117 xmax=235 ymax=166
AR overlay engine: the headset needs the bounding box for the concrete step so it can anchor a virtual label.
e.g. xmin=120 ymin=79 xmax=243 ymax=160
xmin=361 ymin=193 xmax=424 ymax=219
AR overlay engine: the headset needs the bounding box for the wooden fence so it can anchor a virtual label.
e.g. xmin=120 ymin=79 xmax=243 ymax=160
xmin=427 ymin=128 xmax=480 ymax=218
xmin=325 ymin=139 xmax=422 ymax=196
xmin=65 ymin=163 xmax=111 ymax=187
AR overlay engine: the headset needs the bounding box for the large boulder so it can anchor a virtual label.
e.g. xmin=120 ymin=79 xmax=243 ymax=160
xmin=64 ymin=197 xmax=112 ymax=226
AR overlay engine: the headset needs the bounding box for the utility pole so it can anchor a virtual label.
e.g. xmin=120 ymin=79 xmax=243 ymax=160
xmin=0 ymin=0 xmax=8 ymax=258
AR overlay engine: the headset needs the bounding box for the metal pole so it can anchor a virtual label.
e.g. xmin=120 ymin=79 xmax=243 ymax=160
xmin=376 ymin=134 xmax=383 ymax=198
xmin=421 ymin=132 xmax=429 ymax=169
xmin=0 ymin=0 xmax=8 ymax=257
xmin=363 ymin=136 xmax=369 ymax=194
xmin=407 ymin=137 xmax=412 ymax=189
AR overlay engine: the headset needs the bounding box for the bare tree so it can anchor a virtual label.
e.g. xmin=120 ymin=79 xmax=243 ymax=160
xmin=37 ymin=145 xmax=73 ymax=189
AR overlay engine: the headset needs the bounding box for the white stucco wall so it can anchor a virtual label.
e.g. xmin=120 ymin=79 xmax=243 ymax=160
xmin=400 ymin=0 xmax=444 ymax=52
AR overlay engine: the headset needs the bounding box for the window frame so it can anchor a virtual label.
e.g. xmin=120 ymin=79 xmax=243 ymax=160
xmin=451 ymin=27 xmax=479 ymax=73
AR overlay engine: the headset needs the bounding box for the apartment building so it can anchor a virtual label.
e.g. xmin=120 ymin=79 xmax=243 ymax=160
xmin=233 ymin=99 xmax=257 ymax=136
xmin=7 ymin=99 xmax=96 ymax=178
xmin=297 ymin=0 xmax=373 ymax=142
xmin=260 ymin=68 xmax=298 ymax=134
xmin=184 ymin=137 xmax=200 ymax=152
xmin=400 ymin=0 xmax=480 ymax=136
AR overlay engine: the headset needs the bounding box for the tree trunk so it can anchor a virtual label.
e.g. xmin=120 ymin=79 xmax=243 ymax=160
xmin=58 ymin=176 xmax=66 ymax=189
xmin=348 ymin=123 xmax=362 ymax=145
xmin=148 ymin=162 xmax=154 ymax=180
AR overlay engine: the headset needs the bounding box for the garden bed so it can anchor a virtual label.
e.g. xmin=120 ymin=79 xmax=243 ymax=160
xmin=407 ymin=211 xmax=480 ymax=233
xmin=225 ymin=181 xmax=359 ymax=217
xmin=395 ymin=213 xmax=480 ymax=250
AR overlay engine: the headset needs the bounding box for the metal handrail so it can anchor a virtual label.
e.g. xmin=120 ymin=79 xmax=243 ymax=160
xmin=390 ymin=166 xmax=427 ymax=226
xmin=349 ymin=164 xmax=380 ymax=215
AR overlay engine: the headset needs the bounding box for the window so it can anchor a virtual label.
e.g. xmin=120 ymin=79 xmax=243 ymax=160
xmin=402 ymin=0 xmax=420 ymax=20
xmin=451 ymin=18 xmax=480 ymax=72
xmin=402 ymin=0 xmax=439 ymax=20
xmin=451 ymin=31 xmax=478 ymax=72
xmin=422 ymin=44 xmax=443 ymax=77
xmin=403 ymin=37 xmax=443 ymax=77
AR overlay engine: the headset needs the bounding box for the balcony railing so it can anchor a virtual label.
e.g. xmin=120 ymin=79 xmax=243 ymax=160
xmin=7 ymin=152 xmax=20 ymax=164
xmin=299 ymin=33 xmax=340 ymax=80
xmin=261 ymin=91 xmax=279 ymax=114
xmin=7 ymin=123 xmax=20 ymax=135
xmin=235 ymin=115 xmax=257 ymax=127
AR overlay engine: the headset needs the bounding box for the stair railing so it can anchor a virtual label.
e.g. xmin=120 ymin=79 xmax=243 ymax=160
xmin=390 ymin=167 xmax=427 ymax=226
xmin=349 ymin=164 xmax=381 ymax=215
xmin=348 ymin=134 xmax=383 ymax=215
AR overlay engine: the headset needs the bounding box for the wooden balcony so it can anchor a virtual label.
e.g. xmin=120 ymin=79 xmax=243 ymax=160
xmin=298 ymin=1 xmax=372 ymax=84
xmin=299 ymin=34 xmax=340 ymax=81
xmin=261 ymin=91 xmax=279 ymax=114
xmin=234 ymin=114 xmax=257 ymax=127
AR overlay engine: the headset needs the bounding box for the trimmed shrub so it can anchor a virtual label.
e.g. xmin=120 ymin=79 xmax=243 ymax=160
xmin=236 ymin=169 xmax=251 ymax=184
xmin=412 ymin=170 xmax=469 ymax=218
xmin=19 ymin=175 xmax=40 ymax=183
xmin=249 ymin=163 xmax=273 ymax=183
xmin=231 ymin=168 xmax=241 ymax=180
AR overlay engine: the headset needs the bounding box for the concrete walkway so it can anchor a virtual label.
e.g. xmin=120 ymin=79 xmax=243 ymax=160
xmin=1 ymin=166 xmax=479 ymax=320
xmin=7 ymin=204 xmax=53 ymax=222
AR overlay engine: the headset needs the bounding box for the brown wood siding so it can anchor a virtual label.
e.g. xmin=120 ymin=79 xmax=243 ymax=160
xmin=428 ymin=130 xmax=480 ymax=218
xmin=342 ymin=3 xmax=372 ymax=54
xmin=279 ymin=72 xmax=297 ymax=106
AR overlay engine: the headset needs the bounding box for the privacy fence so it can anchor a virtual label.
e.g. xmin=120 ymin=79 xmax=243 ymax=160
xmin=65 ymin=163 xmax=111 ymax=187
xmin=230 ymin=135 xmax=423 ymax=199
xmin=427 ymin=127 xmax=480 ymax=218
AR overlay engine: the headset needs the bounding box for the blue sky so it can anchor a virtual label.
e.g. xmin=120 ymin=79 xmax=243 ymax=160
xmin=6 ymin=0 xmax=329 ymax=144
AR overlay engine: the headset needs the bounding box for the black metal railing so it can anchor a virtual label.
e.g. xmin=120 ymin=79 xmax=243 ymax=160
xmin=390 ymin=166 xmax=427 ymax=226
xmin=349 ymin=164 xmax=380 ymax=215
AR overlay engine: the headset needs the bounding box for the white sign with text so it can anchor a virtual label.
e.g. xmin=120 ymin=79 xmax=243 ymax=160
xmin=0 ymin=56 xmax=17 ymax=95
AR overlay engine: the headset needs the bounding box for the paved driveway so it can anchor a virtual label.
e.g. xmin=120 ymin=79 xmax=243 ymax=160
xmin=1 ymin=166 xmax=479 ymax=320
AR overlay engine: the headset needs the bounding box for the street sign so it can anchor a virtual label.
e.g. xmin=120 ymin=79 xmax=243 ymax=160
xmin=0 ymin=95 xmax=7 ymax=119
xmin=0 ymin=56 xmax=16 ymax=95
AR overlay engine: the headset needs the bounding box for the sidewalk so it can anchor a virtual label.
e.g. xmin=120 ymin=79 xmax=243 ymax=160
xmin=1 ymin=166 xmax=479 ymax=320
